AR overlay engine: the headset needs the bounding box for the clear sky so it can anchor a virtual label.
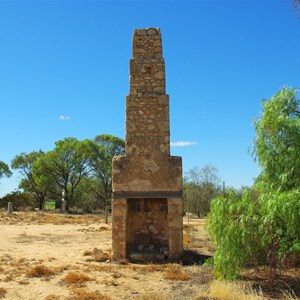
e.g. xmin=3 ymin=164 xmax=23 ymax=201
xmin=0 ymin=0 xmax=299 ymax=196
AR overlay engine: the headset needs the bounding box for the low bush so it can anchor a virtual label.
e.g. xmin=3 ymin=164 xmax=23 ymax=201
xmin=27 ymin=265 xmax=55 ymax=277
xmin=207 ymin=189 xmax=300 ymax=279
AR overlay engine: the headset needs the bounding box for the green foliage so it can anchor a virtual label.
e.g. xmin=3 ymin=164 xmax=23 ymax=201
xmin=259 ymin=190 xmax=300 ymax=257
xmin=207 ymin=190 xmax=261 ymax=279
xmin=7 ymin=134 xmax=124 ymax=213
xmin=33 ymin=138 xmax=90 ymax=212
xmin=207 ymin=87 xmax=300 ymax=279
xmin=0 ymin=191 xmax=35 ymax=210
xmin=73 ymin=177 xmax=103 ymax=212
xmin=253 ymin=87 xmax=300 ymax=191
xmin=44 ymin=200 xmax=56 ymax=210
xmin=87 ymin=134 xmax=125 ymax=216
xmin=207 ymin=188 xmax=300 ymax=279
xmin=11 ymin=151 xmax=47 ymax=210
xmin=0 ymin=161 xmax=12 ymax=180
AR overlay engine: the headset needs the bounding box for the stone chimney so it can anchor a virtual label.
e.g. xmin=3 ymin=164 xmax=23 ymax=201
xmin=112 ymin=28 xmax=183 ymax=261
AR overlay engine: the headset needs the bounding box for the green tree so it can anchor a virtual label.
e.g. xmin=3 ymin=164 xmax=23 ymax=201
xmin=87 ymin=134 xmax=125 ymax=222
xmin=207 ymin=87 xmax=300 ymax=279
xmin=0 ymin=161 xmax=12 ymax=180
xmin=184 ymin=165 xmax=221 ymax=217
xmin=34 ymin=138 xmax=90 ymax=212
xmin=11 ymin=151 xmax=47 ymax=210
xmin=253 ymin=87 xmax=300 ymax=191
xmin=0 ymin=190 xmax=35 ymax=211
xmin=73 ymin=177 xmax=103 ymax=212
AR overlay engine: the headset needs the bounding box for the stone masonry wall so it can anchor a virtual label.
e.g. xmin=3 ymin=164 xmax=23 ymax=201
xmin=112 ymin=28 xmax=182 ymax=193
xmin=112 ymin=28 xmax=183 ymax=261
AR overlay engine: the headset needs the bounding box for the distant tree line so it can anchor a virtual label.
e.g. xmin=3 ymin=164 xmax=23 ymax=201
xmin=0 ymin=134 xmax=124 ymax=217
xmin=183 ymin=165 xmax=223 ymax=217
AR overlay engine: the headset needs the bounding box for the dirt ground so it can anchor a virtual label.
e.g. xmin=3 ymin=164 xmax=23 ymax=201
xmin=0 ymin=212 xmax=215 ymax=300
xmin=0 ymin=212 xmax=299 ymax=300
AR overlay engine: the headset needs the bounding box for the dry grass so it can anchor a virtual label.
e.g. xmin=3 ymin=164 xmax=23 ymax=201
xmin=66 ymin=289 xmax=112 ymax=300
xmin=1 ymin=212 xmax=299 ymax=299
xmin=208 ymin=280 xmax=263 ymax=300
xmin=62 ymin=272 xmax=94 ymax=287
xmin=44 ymin=296 xmax=61 ymax=300
xmin=99 ymin=225 xmax=110 ymax=231
xmin=0 ymin=211 xmax=103 ymax=225
xmin=183 ymin=225 xmax=192 ymax=248
xmin=84 ymin=264 xmax=117 ymax=273
xmin=163 ymin=263 xmax=192 ymax=281
xmin=0 ymin=288 xmax=7 ymax=299
xmin=135 ymin=293 xmax=166 ymax=300
xmin=83 ymin=250 xmax=93 ymax=256
xmin=163 ymin=272 xmax=191 ymax=281
xmin=27 ymin=265 xmax=56 ymax=277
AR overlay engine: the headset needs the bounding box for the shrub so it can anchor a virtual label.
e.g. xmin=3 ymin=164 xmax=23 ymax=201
xmin=62 ymin=272 xmax=93 ymax=286
xmin=207 ymin=189 xmax=300 ymax=279
xmin=27 ymin=265 xmax=55 ymax=277
xmin=0 ymin=191 xmax=35 ymax=211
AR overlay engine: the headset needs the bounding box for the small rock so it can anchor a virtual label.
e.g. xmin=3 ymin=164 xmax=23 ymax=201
xmin=148 ymin=224 xmax=159 ymax=235
xmin=93 ymin=247 xmax=109 ymax=262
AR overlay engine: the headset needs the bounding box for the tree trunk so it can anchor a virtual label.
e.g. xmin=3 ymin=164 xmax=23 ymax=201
xmin=39 ymin=199 xmax=43 ymax=211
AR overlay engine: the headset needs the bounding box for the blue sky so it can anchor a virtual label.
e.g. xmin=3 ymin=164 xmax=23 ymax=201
xmin=0 ymin=0 xmax=299 ymax=196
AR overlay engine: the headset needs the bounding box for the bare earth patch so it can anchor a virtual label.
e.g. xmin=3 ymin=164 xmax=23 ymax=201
xmin=0 ymin=212 xmax=299 ymax=299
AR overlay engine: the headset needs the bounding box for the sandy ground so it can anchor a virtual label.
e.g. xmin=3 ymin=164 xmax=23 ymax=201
xmin=0 ymin=212 xmax=214 ymax=300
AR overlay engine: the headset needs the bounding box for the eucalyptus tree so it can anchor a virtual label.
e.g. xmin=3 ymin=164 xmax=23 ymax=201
xmin=253 ymin=87 xmax=300 ymax=191
xmin=0 ymin=161 xmax=12 ymax=181
xmin=34 ymin=138 xmax=90 ymax=212
xmin=87 ymin=134 xmax=125 ymax=222
xmin=11 ymin=151 xmax=47 ymax=210
xmin=184 ymin=165 xmax=221 ymax=217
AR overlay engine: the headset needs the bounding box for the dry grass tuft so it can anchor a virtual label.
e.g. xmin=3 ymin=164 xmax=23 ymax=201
xmin=44 ymin=295 xmax=61 ymax=300
xmin=209 ymin=280 xmax=263 ymax=300
xmin=27 ymin=265 xmax=56 ymax=277
xmin=67 ymin=288 xmax=112 ymax=300
xmin=163 ymin=263 xmax=192 ymax=281
xmin=62 ymin=272 xmax=94 ymax=287
xmin=183 ymin=230 xmax=192 ymax=247
xmin=84 ymin=264 xmax=116 ymax=272
xmin=0 ymin=288 xmax=7 ymax=298
xmin=99 ymin=225 xmax=110 ymax=231
xmin=139 ymin=264 xmax=165 ymax=272
xmin=163 ymin=272 xmax=191 ymax=281
xmin=118 ymin=259 xmax=128 ymax=265
xmin=136 ymin=293 xmax=166 ymax=300
xmin=83 ymin=250 xmax=93 ymax=256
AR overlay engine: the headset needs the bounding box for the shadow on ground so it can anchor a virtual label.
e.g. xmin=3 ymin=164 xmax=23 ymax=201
xmin=181 ymin=249 xmax=212 ymax=266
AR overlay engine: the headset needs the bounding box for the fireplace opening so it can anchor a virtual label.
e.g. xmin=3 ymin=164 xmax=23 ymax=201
xmin=127 ymin=198 xmax=168 ymax=261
